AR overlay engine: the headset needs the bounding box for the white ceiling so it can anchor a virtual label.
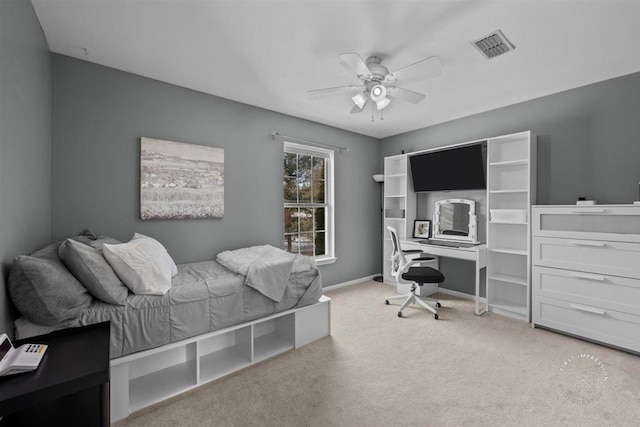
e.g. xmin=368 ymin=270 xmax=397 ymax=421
xmin=32 ymin=0 xmax=640 ymax=139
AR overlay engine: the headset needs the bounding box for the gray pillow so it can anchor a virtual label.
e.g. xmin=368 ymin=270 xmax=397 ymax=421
xmin=8 ymin=255 xmax=93 ymax=326
xmin=90 ymin=236 xmax=123 ymax=254
xmin=58 ymin=238 xmax=129 ymax=305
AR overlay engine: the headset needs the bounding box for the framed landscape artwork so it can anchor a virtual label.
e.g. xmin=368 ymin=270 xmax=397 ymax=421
xmin=140 ymin=137 xmax=224 ymax=219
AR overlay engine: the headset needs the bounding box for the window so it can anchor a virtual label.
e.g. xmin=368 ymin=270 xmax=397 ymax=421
xmin=283 ymin=142 xmax=335 ymax=263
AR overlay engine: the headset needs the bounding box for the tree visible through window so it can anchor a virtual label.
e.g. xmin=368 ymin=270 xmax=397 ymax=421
xmin=283 ymin=143 xmax=332 ymax=259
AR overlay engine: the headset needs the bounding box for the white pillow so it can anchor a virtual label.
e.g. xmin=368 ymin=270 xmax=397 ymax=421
xmin=102 ymin=234 xmax=177 ymax=295
xmin=132 ymin=233 xmax=178 ymax=277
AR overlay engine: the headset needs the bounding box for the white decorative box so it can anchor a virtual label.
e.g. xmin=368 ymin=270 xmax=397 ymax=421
xmin=490 ymin=209 xmax=527 ymax=223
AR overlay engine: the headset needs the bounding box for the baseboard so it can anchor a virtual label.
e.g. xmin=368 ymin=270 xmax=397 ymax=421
xmin=323 ymin=274 xmax=377 ymax=291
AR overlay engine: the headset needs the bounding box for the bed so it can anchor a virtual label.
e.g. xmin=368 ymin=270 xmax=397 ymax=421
xmin=9 ymin=232 xmax=323 ymax=359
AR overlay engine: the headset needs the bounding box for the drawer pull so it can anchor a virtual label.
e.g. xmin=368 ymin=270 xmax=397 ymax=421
xmin=568 ymin=240 xmax=606 ymax=247
xmin=569 ymin=303 xmax=606 ymax=315
xmin=569 ymin=272 xmax=606 ymax=281
xmin=569 ymin=209 xmax=607 ymax=214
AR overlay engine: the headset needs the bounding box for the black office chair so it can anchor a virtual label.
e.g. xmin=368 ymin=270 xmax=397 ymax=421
xmin=385 ymin=226 xmax=445 ymax=319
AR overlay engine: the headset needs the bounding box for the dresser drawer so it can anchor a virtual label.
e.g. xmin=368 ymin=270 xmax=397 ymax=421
xmin=533 ymin=206 xmax=640 ymax=242
xmin=533 ymin=266 xmax=640 ymax=315
xmin=532 ymin=295 xmax=640 ymax=353
xmin=533 ymin=237 xmax=640 ymax=279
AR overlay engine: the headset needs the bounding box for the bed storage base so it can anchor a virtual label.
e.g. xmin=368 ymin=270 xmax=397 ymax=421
xmin=110 ymin=295 xmax=331 ymax=421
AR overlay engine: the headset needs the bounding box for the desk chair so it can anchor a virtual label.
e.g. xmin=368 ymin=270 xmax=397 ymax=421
xmin=385 ymin=226 xmax=445 ymax=319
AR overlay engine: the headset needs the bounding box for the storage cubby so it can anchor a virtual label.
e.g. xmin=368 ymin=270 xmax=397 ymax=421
xmin=110 ymin=296 xmax=331 ymax=422
xmin=488 ymin=251 xmax=528 ymax=285
xmin=384 ymin=196 xmax=405 ymax=218
xmin=199 ymin=326 xmax=251 ymax=383
xmin=253 ymin=314 xmax=295 ymax=362
xmin=384 ymin=156 xmax=406 ymax=175
xmin=488 ymin=223 xmax=528 ymax=252
xmin=487 ymin=134 xmax=530 ymax=163
xmin=488 ymin=164 xmax=528 ymax=191
xmin=384 ymin=176 xmax=406 ymax=197
xmin=489 ymin=191 xmax=528 ymax=210
xmin=128 ymin=342 xmax=198 ymax=412
xmin=488 ymin=280 xmax=528 ymax=317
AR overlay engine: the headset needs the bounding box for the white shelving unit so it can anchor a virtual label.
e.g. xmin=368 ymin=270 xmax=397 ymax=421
xmin=110 ymin=296 xmax=331 ymax=422
xmin=382 ymin=154 xmax=416 ymax=283
xmin=486 ymin=131 xmax=537 ymax=321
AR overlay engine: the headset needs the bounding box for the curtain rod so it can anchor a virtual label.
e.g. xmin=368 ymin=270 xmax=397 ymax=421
xmin=270 ymin=132 xmax=349 ymax=152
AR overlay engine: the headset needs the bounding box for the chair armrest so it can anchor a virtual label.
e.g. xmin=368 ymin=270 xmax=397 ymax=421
xmin=413 ymin=256 xmax=435 ymax=262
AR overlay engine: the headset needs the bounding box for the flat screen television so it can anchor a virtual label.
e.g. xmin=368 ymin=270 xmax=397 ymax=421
xmin=409 ymin=142 xmax=487 ymax=192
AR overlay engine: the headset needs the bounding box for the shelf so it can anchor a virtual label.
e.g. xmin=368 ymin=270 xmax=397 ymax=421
xmin=129 ymin=362 xmax=196 ymax=412
xmin=199 ymin=346 xmax=251 ymax=383
xmin=489 ymin=159 xmax=528 ymax=167
xmin=385 ymin=173 xmax=406 ymax=179
xmin=254 ymin=332 xmax=294 ymax=362
xmin=489 ymin=299 xmax=528 ymax=316
xmin=489 ymin=247 xmax=528 ymax=256
xmin=488 ymin=274 xmax=527 ymax=286
xmin=489 ymin=221 xmax=528 ymax=225
xmin=489 ymin=189 xmax=528 ymax=194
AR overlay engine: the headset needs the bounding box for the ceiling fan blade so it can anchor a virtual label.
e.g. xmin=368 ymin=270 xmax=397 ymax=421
xmin=339 ymin=52 xmax=373 ymax=79
xmin=350 ymin=103 xmax=366 ymax=114
xmin=386 ymin=86 xmax=426 ymax=104
xmin=386 ymin=56 xmax=442 ymax=83
xmin=307 ymin=85 xmax=362 ymax=96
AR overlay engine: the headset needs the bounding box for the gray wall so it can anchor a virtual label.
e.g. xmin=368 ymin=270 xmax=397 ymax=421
xmin=0 ymin=0 xmax=52 ymax=337
xmin=381 ymin=71 xmax=640 ymax=294
xmin=381 ymin=71 xmax=640 ymax=205
xmin=51 ymin=55 xmax=381 ymax=287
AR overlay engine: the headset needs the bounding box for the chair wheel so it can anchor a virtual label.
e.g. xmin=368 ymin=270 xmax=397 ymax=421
xmin=433 ymin=313 xmax=439 ymax=320
xmin=385 ymin=300 xmax=389 ymax=305
xmin=398 ymin=312 xmax=403 ymax=318
xmin=436 ymin=302 xmax=442 ymax=308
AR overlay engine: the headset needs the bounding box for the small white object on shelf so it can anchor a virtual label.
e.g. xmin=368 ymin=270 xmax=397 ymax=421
xmin=576 ymin=200 xmax=597 ymax=205
xmin=490 ymin=209 xmax=527 ymax=223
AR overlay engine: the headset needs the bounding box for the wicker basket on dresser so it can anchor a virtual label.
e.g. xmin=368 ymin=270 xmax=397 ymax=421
xmin=531 ymin=205 xmax=640 ymax=353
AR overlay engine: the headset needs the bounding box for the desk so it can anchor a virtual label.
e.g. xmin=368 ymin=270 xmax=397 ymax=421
xmin=402 ymin=239 xmax=487 ymax=315
xmin=0 ymin=322 xmax=110 ymax=426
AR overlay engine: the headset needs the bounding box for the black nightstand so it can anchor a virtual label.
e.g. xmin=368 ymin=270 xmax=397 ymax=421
xmin=0 ymin=322 xmax=110 ymax=426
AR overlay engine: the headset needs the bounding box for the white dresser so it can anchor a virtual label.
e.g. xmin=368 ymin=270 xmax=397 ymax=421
xmin=531 ymin=205 xmax=640 ymax=353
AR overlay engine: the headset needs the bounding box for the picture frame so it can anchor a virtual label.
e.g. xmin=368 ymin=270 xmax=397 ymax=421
xmin=140 ymin=137 xmax=224 ymax=220
xmin=413 ymin=220 xmax=431 ymax=239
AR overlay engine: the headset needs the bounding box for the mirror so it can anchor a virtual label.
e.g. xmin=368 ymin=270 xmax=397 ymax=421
xmin=432 ymin=198 xmax=479 ymax=243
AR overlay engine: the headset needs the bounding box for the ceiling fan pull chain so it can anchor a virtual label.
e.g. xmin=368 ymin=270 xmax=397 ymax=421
xmin=371 ymin=101 xmax=374 ymax=122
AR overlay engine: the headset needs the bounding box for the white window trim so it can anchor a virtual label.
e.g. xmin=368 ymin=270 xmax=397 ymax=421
xmin=284 ymin=141 xmax=336 ymax=263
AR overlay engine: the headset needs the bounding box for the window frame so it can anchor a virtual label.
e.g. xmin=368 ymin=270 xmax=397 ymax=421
xmin=283 ymin=141 xmax=336 ymax=265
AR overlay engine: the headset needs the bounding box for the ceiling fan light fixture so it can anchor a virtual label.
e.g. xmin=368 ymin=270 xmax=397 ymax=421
xmin=376 ymin=97 xmax=390 ymax=110
xmin=370 ymin=84 xmax=387 ymax=102
xmin=351 ymin=91 xmax=368 ymax=109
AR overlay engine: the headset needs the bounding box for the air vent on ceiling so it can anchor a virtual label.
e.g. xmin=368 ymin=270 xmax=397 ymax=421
xmin=472 ymin=30 xmax=515 ymax=59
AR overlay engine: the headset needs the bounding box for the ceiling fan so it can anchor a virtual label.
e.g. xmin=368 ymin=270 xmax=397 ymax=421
xmin=308 ymin=52 xmax=442 ymax=119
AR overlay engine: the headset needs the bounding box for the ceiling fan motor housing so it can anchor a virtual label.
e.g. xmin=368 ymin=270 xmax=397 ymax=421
xmin=364 ymin=56 xmax=389 ymax=82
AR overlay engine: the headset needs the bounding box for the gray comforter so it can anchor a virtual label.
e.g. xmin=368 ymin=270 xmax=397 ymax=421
xmin=15 ymin=259 xmax=322 ymax=359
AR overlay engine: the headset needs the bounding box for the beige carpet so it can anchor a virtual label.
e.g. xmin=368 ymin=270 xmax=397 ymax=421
xmin=115 ymin=281 xmax=640 ymax=426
